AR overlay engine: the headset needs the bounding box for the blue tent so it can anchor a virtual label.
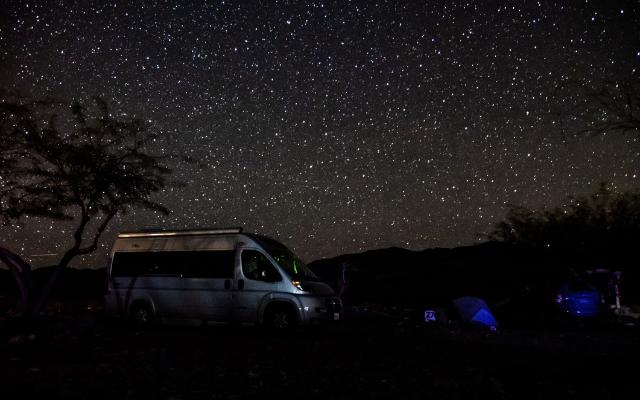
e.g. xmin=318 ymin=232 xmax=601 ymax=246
xmin=453 ymin=296 xmax=499 ymax=328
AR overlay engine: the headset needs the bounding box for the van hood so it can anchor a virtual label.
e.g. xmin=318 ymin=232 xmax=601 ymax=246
xmin=298 ymin=281 xmax=336 ymax=296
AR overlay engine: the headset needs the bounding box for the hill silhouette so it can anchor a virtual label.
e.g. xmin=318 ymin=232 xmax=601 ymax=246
xmin=307 ymin=242 xmax=586 ymax=323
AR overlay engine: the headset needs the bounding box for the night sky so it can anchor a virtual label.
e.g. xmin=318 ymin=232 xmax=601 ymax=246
xmin=1 ymin=1 xmax=639 ymax=268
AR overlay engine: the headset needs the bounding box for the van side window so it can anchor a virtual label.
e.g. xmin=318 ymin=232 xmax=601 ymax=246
xmin=112 ymin=251 xmax=234 ymax=278
xmin=112 ymin=252 xmax=180 ymax=276
xmin=182 ymin=251 xmax=235 ymax=279
xmin=242 ymin=250 xmax=282 ymax=282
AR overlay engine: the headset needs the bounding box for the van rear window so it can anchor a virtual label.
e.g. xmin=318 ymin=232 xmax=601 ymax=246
xmin=111 ymin=250 xmax=235 ymax=278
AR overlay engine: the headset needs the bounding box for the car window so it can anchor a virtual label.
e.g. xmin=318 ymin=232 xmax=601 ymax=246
xmin=241 ymin=250 xmax=282 ymax=282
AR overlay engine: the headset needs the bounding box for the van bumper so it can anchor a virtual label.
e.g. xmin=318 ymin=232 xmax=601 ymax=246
xmin=298 ymin=296 xmax=342 ymax=324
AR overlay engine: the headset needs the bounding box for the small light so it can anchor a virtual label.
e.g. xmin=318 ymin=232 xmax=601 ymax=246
xmin=291 ymin=280 xmax=306 ymax=292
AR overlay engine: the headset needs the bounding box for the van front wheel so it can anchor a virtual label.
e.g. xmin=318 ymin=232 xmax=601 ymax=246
xmin=264 ymin=305 xmax=297 ymax=330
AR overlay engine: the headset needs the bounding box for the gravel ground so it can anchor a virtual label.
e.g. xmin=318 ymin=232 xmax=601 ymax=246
xmin=2 ymin=314 xmax=640 ymax=400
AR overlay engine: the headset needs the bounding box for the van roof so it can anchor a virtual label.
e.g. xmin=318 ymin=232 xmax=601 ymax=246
xmin=117 ymin=227 xmax=243 ymax=238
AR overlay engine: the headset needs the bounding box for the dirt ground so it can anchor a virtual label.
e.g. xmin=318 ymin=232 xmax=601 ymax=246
xmin=2 ymin=314 xmax=640 ymax=400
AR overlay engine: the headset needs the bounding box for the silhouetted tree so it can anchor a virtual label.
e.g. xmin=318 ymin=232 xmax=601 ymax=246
xmin=489 ymin=183 xmax=640 ymax=267
xmin=0 ymin=92 xmax=172 ymax=316
xmin=560 ymin=76 xmax=639 ymax=136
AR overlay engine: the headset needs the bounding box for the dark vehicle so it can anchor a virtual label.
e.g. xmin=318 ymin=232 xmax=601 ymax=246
xmin=555 ymin=279 xmax=604 ymax=318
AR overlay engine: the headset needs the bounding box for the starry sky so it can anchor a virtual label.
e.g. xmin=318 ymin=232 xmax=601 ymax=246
xmin=1 ymin=0 xmax=639 ymax=268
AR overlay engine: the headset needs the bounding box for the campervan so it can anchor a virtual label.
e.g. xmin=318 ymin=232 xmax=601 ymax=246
xmin=104 ymin=228 xmax=341 ymax=328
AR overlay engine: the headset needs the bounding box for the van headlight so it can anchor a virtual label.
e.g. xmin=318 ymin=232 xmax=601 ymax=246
xmin=291 ymin=280 xmax=310 ymax=293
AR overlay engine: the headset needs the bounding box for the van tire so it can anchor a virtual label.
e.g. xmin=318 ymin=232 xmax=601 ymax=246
xmin=264 ymin=304 xmax=297 ymax=330
xmin=130 ymin=301 xmax=154 ymax=327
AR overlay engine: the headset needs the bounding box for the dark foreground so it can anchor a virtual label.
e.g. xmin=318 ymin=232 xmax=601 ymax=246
xmin=2 ymin=315 xmax=640 ymax=400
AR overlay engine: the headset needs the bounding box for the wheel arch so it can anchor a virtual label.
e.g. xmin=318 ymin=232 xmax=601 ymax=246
xmin=259 ymin=296 xmax=302 ymax=325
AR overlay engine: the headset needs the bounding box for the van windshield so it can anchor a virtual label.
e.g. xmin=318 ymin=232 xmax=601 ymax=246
xmin=256 ymin=237 xmax=319 ymax=281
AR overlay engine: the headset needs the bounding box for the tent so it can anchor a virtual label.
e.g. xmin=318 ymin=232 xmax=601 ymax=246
xmin=453 ymin=296 xmax=499 ymax=329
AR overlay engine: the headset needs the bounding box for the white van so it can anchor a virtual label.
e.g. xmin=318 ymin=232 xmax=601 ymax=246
xmin=104 ymin=228 xmax=341 ymax=328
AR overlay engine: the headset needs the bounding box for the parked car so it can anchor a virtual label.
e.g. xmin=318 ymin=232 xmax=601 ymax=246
xmin=554 ymin=278 xmax=604 ymax=318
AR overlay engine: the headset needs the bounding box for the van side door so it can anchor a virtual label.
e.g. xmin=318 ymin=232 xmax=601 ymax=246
xmin=232 ymin=248 xmax=283 ymax=323
xmin=181 ymin=250 xmax=236 ymax=321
